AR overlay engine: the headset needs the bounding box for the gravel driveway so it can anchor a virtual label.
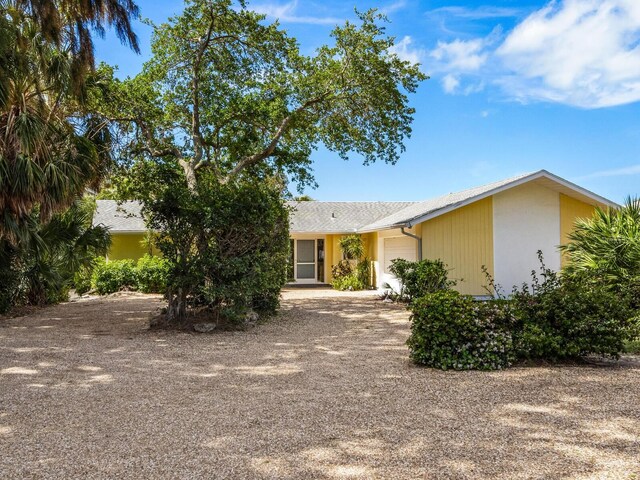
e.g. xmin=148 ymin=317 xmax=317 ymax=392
xmin=1 ymin=289 xmax=639 ymax=479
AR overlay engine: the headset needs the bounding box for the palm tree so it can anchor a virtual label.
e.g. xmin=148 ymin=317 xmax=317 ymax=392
xmin=24 ymin=197 xmax=110 ymax=305
xmin=0 ymin=197 xmax=110 ymax=309
xmin=3 ymin=0 xmax=139 ymax=90
xmin=339 ymin=234 xmax=365 ymax=262
xmin=0 ymin=12 xmax=110 ymax=245
xmin=0 ymin=1 xmax=135 ymax=311
xmin=561 ymin=197 xmax=640 ymax=282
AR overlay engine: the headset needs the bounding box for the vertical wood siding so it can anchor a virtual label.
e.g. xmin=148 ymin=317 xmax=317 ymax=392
xmin=559 ymin=194 xmax=597 ymax=268
xmin=420 ymin=197 xmax=494 ymax=296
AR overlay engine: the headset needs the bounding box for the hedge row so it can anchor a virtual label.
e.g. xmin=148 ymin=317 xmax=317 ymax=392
xmin=401 ymin=259 xmax=640 ymax=370
xmin=75 ymin=255 xmax=170 ymax=295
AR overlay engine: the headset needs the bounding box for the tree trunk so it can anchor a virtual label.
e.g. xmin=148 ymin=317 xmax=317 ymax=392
xmin=179 ymin=159 xmax=198 ymax=192
xmin=166 ymin=287 xmax=188 ymax=323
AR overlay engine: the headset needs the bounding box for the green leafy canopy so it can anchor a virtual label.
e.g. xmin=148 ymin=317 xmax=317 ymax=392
xmin=94 ymin=0 xmax=427 ymax=195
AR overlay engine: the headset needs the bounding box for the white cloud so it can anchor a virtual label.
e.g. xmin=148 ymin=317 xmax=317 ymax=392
xmin=252 ymin=0 xmax=343 ymax=25
xmin=379 ymin=1 xmax=407 ymax=15
xmin=575 ymin=164 xmax=640 ymax=180
xmin=427 ymin=6 xmax=523 ymax=20
xmin=427 ymin=28 xmax=499 ymax=95
xmin=389 ymin=36 xmax=424 ymax=65
xmin=462 ymin=82 xmax=485 ymax=95
xmin=496 ymin=0 xmax=640 ymax=108
xmin=430 ymin=37 xmax=490 ymax=71
xmin=442 ymin=74 xmax=460 ymax=93
xmin=428 ymin=0 xmax=640 ymax=108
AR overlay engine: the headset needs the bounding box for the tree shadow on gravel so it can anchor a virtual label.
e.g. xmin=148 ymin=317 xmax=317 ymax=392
xmin=1 ymin=292 xmax=639 ymax=478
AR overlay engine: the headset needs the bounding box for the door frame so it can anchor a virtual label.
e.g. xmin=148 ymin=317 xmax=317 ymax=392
xmin=290 ymin=234 xmax=326 ymax=284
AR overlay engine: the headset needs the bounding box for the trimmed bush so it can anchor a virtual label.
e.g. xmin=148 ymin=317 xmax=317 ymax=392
xmin=387 ymin=258 xmax=456 ymax=301
xmin=405 ymin=253 xmax=640 ymax=370
xmin=91 ymin=258 xmax=137 ymax=295
xmin=88 ymin=256 xmax=170 ymax=295
xmin=407 ymin=290 xmax=515 ymax=370
xmin=136 ymin=255 xmax=169 ymax=293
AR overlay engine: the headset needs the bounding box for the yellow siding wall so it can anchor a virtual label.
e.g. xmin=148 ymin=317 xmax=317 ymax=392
xmin=325 ymin=234 xmax=335 ymax=283
xmin=108 ymin=233 xmax=149 ymax=261
xmin=559 ymin=194 xmax=597 ymax=267
xmin=324 ymin=232 xmax=378 ymax=284
xmin=419 ymin=197 xmax=494 ymax=296
xmin=326 ymin=234 xmax=341 ymax=283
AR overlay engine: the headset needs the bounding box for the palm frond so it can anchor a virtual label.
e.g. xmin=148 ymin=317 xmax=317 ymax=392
xmin=561 ymin=198 xmax=640 ymax=281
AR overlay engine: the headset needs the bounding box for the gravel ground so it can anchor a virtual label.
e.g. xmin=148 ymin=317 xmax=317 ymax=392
xmin=1 ymin=289 xmax=639 ymax=480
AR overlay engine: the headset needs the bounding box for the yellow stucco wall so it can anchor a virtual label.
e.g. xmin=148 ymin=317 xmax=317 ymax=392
xmin=559 ymin=194 xmax=597 ymax=267
xmin=419 ymin=197 xmax=494 ymax=296
xmin=108 ymin=233 xmax=150 ymax=261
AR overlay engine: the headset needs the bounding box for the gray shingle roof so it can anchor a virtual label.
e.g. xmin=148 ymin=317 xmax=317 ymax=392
xmin=93 ymin=170 xmax=615 ymax=235
xmin=287 ymin=201 xmax=416 ymax=233
xmin=358 ymin=172 xmax=534 ymax=231
xmin=93 ymin=200 xmax=146 ymax=232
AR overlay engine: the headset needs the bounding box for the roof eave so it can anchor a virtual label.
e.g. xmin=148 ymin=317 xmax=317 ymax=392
xmin=402 ymin=170 xmax=618 ymax=228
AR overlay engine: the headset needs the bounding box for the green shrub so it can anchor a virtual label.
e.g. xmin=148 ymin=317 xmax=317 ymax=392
xmin=251 ymin=287 xmax=281 ymax=316
xmin=91 ymin=258 xmax=137 ymax=295
xmin=511 ymin=266 xmax=640 ymax=360
xmin=331 ymin=260 xmax=352 ymax=280
xmin=0 ymin=248 xmax=25 ymax=314
xmin=331 ymin=257 xmax=373 ymax=291
xmin=1 ymin=199 xmax=110 ymax=311
xmin=624 ymin=337 xmax=640 ymax=354
xmin=356 ymin=258 xmax=372 ymax=288
xmin=141 ymin=175 xmax=290 ymax=323
xmin=331 ymin=259 xmax=368 ymax=291
xmin=407 ymin=290 xmax=515 ymax=370
xmin=135 ymin=255 xmax=169 ymax=293
xmin=387 ymin=258 xmax=456 ymax=301
xmin=338 ymin=235 xmax=364 ymax=260
xmin=623 ymin=277 xmax=640 ymax=311
xmin=406 ymin=253 xmax=640 ymax=371
xmin=73 ymin=265 xmax=93 ymax=295
xmin=332 ymin=273 xmax=365 ymax=291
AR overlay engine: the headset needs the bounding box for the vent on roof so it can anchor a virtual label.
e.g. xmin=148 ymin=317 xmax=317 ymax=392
xmin=331 ymin=213 xmax=336 ymax=219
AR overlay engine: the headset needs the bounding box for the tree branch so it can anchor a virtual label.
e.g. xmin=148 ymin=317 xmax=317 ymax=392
xmin=222 ymin=95 xmax=328 ymax=182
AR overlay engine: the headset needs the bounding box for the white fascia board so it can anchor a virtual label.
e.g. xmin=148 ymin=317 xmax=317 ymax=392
xmin=289 ymin=230 xmax=358 ymax=235
xmin=534 ymin=170 xmax=620 ymax=208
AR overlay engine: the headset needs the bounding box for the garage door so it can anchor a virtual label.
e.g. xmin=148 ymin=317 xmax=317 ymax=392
xmin=383 ymin=236 xmax=417 ymax=273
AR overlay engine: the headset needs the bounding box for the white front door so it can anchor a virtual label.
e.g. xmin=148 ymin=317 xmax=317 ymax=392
xmin=295 ymin=239 xmax=316 ymax=283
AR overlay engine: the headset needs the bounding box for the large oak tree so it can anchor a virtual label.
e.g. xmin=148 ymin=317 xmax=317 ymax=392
xmin=98 ymin=0 xmax=427 ymax=322
xmin=100 ymin=0 xmax=427 ymax=192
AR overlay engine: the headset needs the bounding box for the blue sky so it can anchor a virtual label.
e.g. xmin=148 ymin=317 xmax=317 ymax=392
xmin=94 ymin=0 xmax=640 ymax=203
